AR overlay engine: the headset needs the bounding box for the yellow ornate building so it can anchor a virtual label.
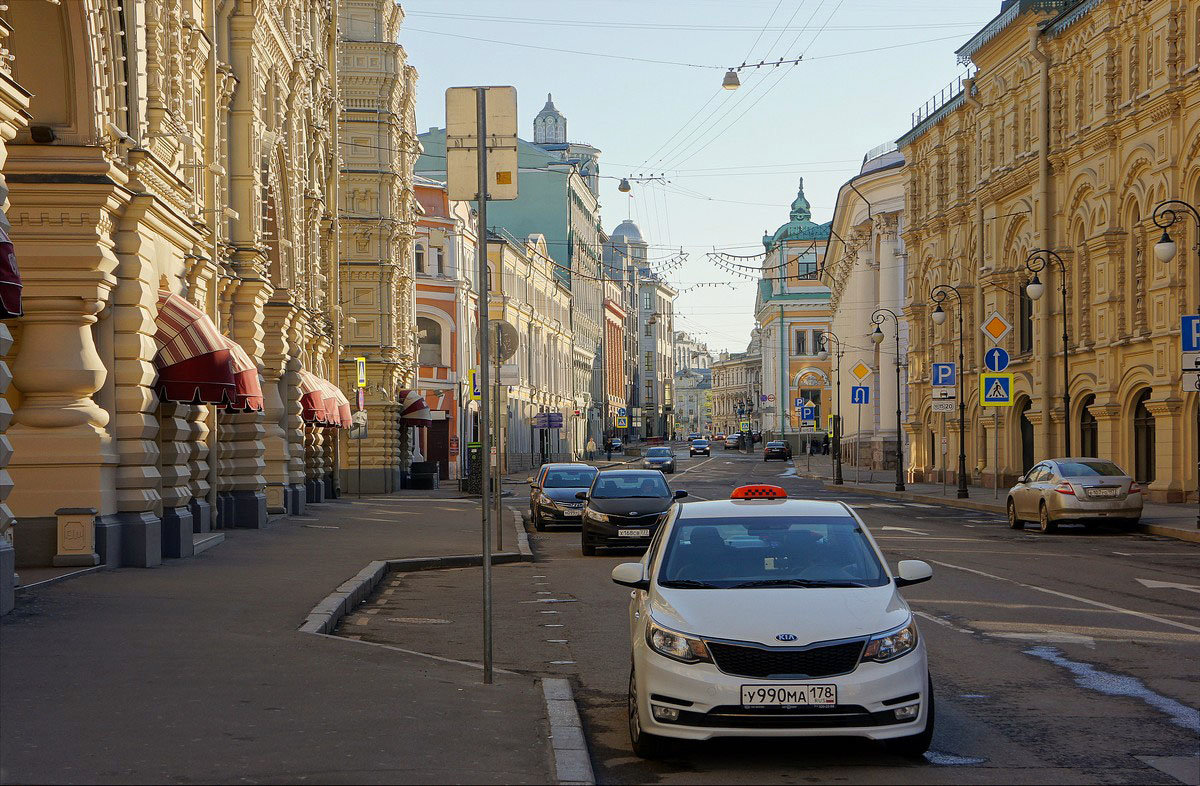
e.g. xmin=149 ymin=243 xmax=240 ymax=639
xmin=899 ymin=0 xmax=1198 ymax=502
xmin=0 ymin=0 xmax=417 ymax=607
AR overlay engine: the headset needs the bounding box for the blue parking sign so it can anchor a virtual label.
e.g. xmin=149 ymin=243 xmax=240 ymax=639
xmin=851 ymin=386 xmax=870 ymax=405
xmin=932 ymin=363 xmax=956 ymax=387
xmin=1183 ymin=315 xmax=1200 ymax=353
xmin=800 ymin=405 xmax=815 ymax=420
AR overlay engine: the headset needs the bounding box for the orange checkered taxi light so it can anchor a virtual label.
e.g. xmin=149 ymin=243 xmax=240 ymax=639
xmin=730 ymin=485 xmax=788 ymax=500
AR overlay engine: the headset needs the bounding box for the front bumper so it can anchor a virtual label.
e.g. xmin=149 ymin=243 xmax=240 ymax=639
xmin=633 ymin=636 xmax=929 ymax=741
xmin=536 ymin=502 xmax=585 ymax=525
xmin=582 ymin=516 xmax=664 ymax=547
xmin=643 ymin=462 xmax=676 ymax=472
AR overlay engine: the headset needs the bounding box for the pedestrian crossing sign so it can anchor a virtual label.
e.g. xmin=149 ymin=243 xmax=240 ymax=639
xmin=980 ymin=372 xmax=1014 ymax=406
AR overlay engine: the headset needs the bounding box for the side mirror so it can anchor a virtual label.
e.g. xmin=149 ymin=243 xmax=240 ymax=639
xmin=611 ymin=562 xmax=649 ymax=590
xmin=895 ymin=560 xmax=933 ymax=587
xmin=674 ymin=489 xmax=688 ymax=499
xmin=575 ymin=491 xmax=588 ymax=501
xmin=1015 ymin=475 xmax=1027 ymax=484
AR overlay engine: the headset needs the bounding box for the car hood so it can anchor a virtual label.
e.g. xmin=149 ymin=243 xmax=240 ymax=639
xmin=541 ymin=487 xmax=588 ymax=503
xmin=650 ymin=584 xmax=909 ymax=647
xmin=589 ymin=497 xmax=673 ymax=515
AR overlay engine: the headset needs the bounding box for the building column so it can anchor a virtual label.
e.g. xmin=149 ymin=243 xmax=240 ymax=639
xmin=217 ymin=273 xmax=269 ymax=528
xmin=185 ymin=404 xmax=211 ymax=532
xmin=1089 ymin=401 xmax=1122 ymax=466
xmin=0 ymin=323 xmax=15 ymax=612
xmin=158 ymin=403 xmax=193 ymax=558
xmin=261 ymin=302 xmax=299 ymax=514
xmin=1145 ymin=395 xmax=1185 ymax=503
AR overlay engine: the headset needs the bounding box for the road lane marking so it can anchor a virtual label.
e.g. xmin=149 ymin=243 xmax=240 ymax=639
xmin=880 ymin=526 xmax=929 ymax=536
xmin=913 ymin=610 xmax=975 ymax=635
xmin=675 ymin=456 xmax=717 ymax=475
xmin=1136 ymin=577 xmax=1200 ymax=595
xmin=926 ymin=559 xmax=1200 ymax=634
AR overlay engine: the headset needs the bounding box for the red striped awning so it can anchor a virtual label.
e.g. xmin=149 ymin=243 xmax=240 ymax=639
xmin=222 ymin=338 xmax=264 ymax=413
xmin=397 ymin=389 xmax=432 ymax=427
xmin=318 ymin=381 xmax=352 ymax=428
xmin=298 ymin=370 xmax=328 ymax=424
xmin=153 ymin=291 xmax=237 ymax=405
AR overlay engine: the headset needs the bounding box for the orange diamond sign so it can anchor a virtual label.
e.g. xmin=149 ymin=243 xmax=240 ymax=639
xmin=980 ymin=312 xmax=1012 ymax=344
xmin=850 ymin=361 xmax=873 ymax=381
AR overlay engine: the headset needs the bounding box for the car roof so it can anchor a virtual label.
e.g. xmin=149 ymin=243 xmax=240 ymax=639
xmin=597 ymin=469 xmax=668 ymax=477
xmin=541 ymin=463 xmax=596 ymax=471
xmin=675 ymin=498 xmax=853 ymax=519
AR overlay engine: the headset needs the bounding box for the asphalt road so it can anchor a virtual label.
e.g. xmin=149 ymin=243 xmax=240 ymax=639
xmin=517 ymin=448 xmax=1200 ymax=785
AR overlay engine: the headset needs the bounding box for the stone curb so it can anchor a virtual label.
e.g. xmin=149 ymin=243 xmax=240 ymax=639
xmin=822 ymin=482 xmax=1200 ymax=544
xmin=541 ymin=678 xmax=595 ymax=786
xmin=298 ymin=552 xmax=530 ymax=635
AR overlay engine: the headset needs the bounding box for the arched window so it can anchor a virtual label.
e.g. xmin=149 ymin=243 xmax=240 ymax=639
xmin=415 ymin=244 xmax=426 ymax=274
xmin=417 ymin=316 xmax=443 ymax=365
xmin=1079 ymin=394 xmax=1098 ymax=457
xmin=1132 ymin=388 xmax=1155 ymax=484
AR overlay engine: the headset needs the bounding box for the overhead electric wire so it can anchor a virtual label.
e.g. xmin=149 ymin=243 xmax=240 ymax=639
xmin=403 ymin=11 xmax=981 ymax=33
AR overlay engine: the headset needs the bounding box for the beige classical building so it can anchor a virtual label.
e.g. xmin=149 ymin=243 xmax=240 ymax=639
xmin=712 ymin=331 xmax=763 ymax=438
xmin=899 ymin=0 xmax=1198 ymax=503
xmin=0 ymin=0 xmax=417 ymax=607
xmin=338 ymin=0 xmax=419 ymax=494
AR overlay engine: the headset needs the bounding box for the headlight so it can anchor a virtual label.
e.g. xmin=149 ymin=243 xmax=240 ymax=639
xmin=860 ymin=617 xmax=919 ymax=663
xmin=588 ymin=510 xmax=609 ymax=522
xmin=538 ymin=493 xmax=552 ymax=505
xmin=646 ymin=619 xmax=711 ymax=664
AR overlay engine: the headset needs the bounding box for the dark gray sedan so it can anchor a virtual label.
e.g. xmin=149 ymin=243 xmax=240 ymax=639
xmin=1007 ymin=458 xmax=1143 ymax=532
xmin=641 ymin=446 xmax=676 ymax=474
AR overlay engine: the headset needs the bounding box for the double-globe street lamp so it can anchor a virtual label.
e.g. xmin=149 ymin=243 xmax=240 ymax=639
xmin=816 ymin=330 xmax=844 ymax=485
xmin=1152 ymin=199 xmax=1200 ymax=528
xmin=870 ymin=308 xmax=906 ymax=492
xmin=930 ymin=285 xmax=970 ymax=499
xmin=1024 ymin=249 xmax=1072 ymax=455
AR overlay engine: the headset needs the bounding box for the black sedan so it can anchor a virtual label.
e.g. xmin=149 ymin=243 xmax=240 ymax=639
xmin=528 ymin=463 xmax=598 ymax=531
xmin=763 ymin=440 xmax=792 ymax=461
xmin=577 ymin=470 xmax=686 ymax=556
xmin=641 ymin=446 xmax=677 ymax=474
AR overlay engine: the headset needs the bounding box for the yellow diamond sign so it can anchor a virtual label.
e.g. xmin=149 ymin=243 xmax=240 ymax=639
xmin=850 ymin=361 xmax=873 ymax=381
xmin=980 ymin=312 xmax=1012 ymax=344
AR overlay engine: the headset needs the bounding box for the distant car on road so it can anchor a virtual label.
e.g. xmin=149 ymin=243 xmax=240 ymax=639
xmin=689 ymin=439 xmax=710 ymax=457
xmin=642 ymin=446 xmax=677 ymax=474
xmin=763 ymin=440 xmax=792 ymax=461
xmin=723 ymin=434 xmax=741 ymax=450
xmin=609 ymin=438 xmax=624 ymax=452
xmin=1007 ymin=458 xmax=1143 ymax=532
xmin=712 ymin=434 xmax=726 ymax=442
xmin=612 ymin=483 xmax=934 ymax=759
xmin=578 ymin=469 xmax=687 ymax=556
xmin=687 ymin=432 xmax=703 ymax=441
xmin=528 ymin=463 xmax=598 ymax=531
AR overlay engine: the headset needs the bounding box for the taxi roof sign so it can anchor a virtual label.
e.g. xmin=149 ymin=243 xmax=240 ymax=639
xmin=731 ymin=484 xmax=788 ymax=500
xmin=980 ymin=312 xmax=1013 ymax=344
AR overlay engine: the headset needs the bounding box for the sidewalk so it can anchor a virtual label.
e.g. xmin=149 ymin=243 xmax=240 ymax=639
xmin=795 ymin=455 xmax=1200 ymax=544
xmin=0 ymin=496 xmax=553 ymax=784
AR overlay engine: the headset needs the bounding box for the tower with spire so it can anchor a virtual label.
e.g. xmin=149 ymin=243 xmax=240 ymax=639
xmin=534 ymin=94 xmax=566 ymax=145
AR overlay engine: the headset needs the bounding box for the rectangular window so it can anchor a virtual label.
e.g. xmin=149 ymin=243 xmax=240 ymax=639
xmin=642 ymin=291 xmax=652 ymax=311
xmin=645 ymin=383 xmax=654 ymax=402
xmin=645 ymin=322 xmax=652 ymax=337
xmin=645 ymin=351 xmax=653 ymax=373
xmin=794 ymin=330 xmax=807 ymax=356
xmin=795 ymin=254 xmax=817 ymax=280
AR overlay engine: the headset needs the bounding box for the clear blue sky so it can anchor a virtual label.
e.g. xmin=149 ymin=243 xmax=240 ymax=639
xmin=398 ymin=0 xmax=1001 ymax=353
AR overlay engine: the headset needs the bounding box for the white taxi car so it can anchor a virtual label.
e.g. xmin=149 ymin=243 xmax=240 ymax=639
xmin=611 ymin=484 xmax=934 ymax=758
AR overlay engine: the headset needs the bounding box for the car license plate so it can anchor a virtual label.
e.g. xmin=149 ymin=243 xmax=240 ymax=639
xmin=1087 ymin=487 xmax=1120 ymax=498
xmin=563 ymin=508 xmax=581 ymax=516
xmin=741 ymin=684 xmax=836 ymax=707
xmin=618 ymin=528 xmax=650 ymax=538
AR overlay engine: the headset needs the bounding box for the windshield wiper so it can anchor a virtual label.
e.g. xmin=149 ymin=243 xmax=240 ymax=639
xmin=658 ymin=579 xmax=721 ymax=589
xmin=731 ymin=579 xmax=869 ymax=588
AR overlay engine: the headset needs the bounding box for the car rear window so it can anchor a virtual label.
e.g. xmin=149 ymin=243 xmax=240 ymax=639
xmin=1056 ymin=460 xmax=1124 ymax=477
xmin=657 ymin=516 xmax=888 ymax=589
xmin=767 ymin=442 xmax=785 ymax=447
xmin=543 ymin=468 xmax=598 ymax=488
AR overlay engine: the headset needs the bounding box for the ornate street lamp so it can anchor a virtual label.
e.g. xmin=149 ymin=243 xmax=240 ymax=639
xmin=871 ymin=308 xmax=905 ymax=491
xmin=817 ymin=331 xmax=844 ymax=485
xmin=1152 ymin=199 xmax=1200 ymax=528
xmin=1024 ymin=249 xmax=1071 ymax=455
xmin=930 ymin=285 xmax=969 ymax=499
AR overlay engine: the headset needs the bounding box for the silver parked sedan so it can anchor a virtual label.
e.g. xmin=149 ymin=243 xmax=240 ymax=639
xmin=1007 ymin=458 xmax=1144 ymax=532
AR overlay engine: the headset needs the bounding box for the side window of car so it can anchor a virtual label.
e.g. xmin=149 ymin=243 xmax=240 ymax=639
xmin=1032 ymin=464 xmax=1050 ymax=482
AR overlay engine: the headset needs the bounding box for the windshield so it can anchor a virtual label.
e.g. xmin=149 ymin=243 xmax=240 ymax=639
xmin=543 ymin=468 xmax=598 ymax=488
xmin=1056 ymin=460 xmax=1125 ymax=477
xmin=692 ymin=440 xmax=708 ymax=446
xmin=646 ymin=448 xmax=673 ymax=458
xmin=657 ymin=516 xmax=888 ymax=589
xmin=767 ymin=442 xmax=785 ymax=448
xmin=592 ymin=474 xmax=671 ymax=499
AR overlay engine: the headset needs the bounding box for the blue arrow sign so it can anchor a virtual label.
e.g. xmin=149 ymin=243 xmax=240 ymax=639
xmin=932 ymin=362 xmax=956 ymax=387
xmin=850 ymin=386 xmax=870 ymax=405
xmin=984 ymin=347 xmax=1010 ymax=373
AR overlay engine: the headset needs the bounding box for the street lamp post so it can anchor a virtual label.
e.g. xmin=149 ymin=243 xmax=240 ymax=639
xmin=1024 ymin=249 xmax=1071 ymax=455
xmin=1152 ymin=199 xmax=1200 ymax=528
xmin=871 ymin=308 xmax=905 ymax=491
xmin=930 ymin=285 xmax=969 ymax=499
xmin=817 ymin=331 xmax=844 ymax=485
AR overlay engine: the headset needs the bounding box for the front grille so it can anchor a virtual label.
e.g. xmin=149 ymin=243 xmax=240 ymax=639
xmin=707 ymin=639 xmax=865 ymax=679
xmin=673 ymin=704 xmax=900 ymax=729
xmin=606 ymin=513 xmax=662 ymax=527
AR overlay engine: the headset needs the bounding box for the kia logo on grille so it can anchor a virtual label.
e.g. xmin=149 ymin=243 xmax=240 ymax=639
xmin=776 ymin=633 xmax=797 ymax=642
xmin=629 ymin=511 xmax=639 ymax=516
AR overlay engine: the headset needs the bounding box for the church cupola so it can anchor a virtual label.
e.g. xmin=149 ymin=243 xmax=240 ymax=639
xmin=534 ymin=93 xmax=566 ymax=144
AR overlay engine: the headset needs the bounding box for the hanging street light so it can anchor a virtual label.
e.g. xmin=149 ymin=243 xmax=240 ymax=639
xmin=722 ymin=69 xmax=741 ymax=90
xmin=618 ymin=178 xmax=631 ymax=193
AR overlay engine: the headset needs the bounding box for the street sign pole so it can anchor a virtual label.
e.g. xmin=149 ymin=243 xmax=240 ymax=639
xmin=994 ymin=409 xmax=999 ymax=499
xmin=494 ymin=329 xmax=503 ymax=552
xmin=856 ymin=404 xmax=862 ymax=485
xmin=473 ymin=87 xmax=493 ymax=686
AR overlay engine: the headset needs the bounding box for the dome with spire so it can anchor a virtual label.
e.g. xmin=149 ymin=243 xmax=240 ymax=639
xmin=764 ymin=178 xmax=829 ymax=249
xmin=534 ymin=93 xmax=566 ymax=145
xmin=609 ymin=219 xmax=645 ymax=245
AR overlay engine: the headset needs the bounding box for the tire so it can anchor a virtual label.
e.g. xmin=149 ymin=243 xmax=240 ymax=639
xmin=1038 ymin=501 xmax=1057 ymax=533
xmin=581 ymin=539 xmax=596 ymax=556
xmin=628 ymin=668 xmax=670 ymax=759
xmin=885 ymin=677 xmax=935 ymax=758
xmin=1007 ymin=499 xmax=1024 ymax=530
xmin=533 ymin=512 xmax=545 ymax=532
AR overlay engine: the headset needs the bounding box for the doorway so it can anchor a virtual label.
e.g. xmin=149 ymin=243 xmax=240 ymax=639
xmin=427 ymin=418 xmax=450 ymax=480
xmin=1017 ymin=397 xmax=1035 ymax=473
xmin=1132 ymin=388 xmax=1155 ymax=484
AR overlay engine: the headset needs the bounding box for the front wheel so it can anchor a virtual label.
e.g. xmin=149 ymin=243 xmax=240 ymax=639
xmin=581 ymin=537 xmax=596 ymax=556
xmin=628 ymin=668 xmax=670 ymax=759
xmin=533 ymin=511 xmax=545 ymax=532
xmin=1007 ymin=499 xmax=1024 ymax=530
xmin=885 ymin=677 xmax=935 ymax=758
xmin=1038 ymin=502 xmax=1057 ymax=533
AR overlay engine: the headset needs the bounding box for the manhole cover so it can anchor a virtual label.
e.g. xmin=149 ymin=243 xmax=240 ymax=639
xmin=386 ymin=617 xmax=452 ymax=624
